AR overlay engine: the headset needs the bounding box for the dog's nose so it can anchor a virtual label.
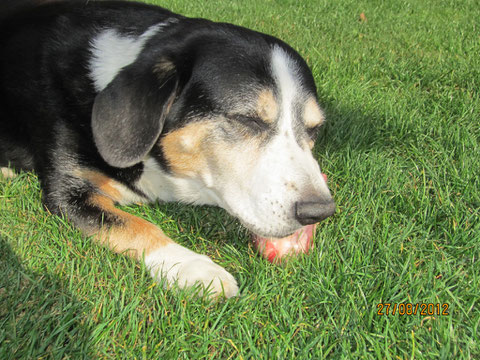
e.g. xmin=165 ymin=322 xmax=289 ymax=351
xmin=295 ymin=199 xmax=336 ymax=225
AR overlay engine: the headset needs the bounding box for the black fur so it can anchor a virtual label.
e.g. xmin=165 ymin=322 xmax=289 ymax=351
xmin=92 ymin=57 xmax=178 ymax=168
xmin=0 ymin=0 xmax=318 ymax=231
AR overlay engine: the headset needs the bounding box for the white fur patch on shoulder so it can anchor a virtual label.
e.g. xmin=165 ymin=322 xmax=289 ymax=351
xmin=89 ymin=19 xmax=177 ymax=92
xmin=145 ymin=243 xmax=239 ymax=298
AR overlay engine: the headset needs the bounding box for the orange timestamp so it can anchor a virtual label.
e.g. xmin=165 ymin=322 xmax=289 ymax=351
xmin=376 ymin=303 xmax=450 ymax=316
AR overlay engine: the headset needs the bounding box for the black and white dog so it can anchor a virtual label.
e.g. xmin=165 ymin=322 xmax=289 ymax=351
xmin=0 ymin=0 xmax=335 ymax=298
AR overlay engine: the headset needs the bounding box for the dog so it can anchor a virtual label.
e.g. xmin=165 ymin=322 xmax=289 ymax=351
xmin=0 ymin=0 xmax=335 ymax=298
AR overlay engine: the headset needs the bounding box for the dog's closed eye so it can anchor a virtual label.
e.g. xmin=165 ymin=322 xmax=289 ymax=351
xmin=226 ymin=114 xmax=270 ymax=132
xmin=236 ymin=114 xmax=269 ymax=130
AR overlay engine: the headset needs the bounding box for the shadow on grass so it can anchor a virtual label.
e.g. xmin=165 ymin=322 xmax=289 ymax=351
xmin=0 ymin=237 xmax=93 ymax=359
xmin=315 ymin=96 xmax=407 ymax=156
xmin=155 ymin=201 xmax=248 ymax=248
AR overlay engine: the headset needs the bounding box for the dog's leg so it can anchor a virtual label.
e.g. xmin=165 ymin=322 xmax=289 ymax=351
xmin=44 ymin=173 xmax=239 ymax=298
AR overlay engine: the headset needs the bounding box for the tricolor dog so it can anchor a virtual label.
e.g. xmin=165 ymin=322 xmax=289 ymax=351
xmin=0 ymin=0 xmax=335 ymax=298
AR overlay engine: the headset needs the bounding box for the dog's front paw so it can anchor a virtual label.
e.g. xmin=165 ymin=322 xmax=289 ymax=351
xmin=1 ymin=167 xmax=16 ymax=179
xmin=145 ymin=243 xmax=239 ymax=298
xmin=175 ymin=256 xmax=239 ymax=298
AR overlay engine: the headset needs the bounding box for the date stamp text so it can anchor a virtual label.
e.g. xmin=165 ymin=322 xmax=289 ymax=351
xmin=376 ymin=303 xmax=449 ymax=316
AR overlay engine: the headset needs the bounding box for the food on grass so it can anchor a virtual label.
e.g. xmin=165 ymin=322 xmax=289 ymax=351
xmin=253 ymin=224 xmax=317 ymax=263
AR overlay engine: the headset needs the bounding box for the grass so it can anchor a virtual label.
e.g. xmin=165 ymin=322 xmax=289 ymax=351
xmin=1 ymin=0 xmax=479 ymax=358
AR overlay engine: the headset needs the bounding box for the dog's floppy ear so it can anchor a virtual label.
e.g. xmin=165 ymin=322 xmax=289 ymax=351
xmin=92 ymin=59 xmax=178 ymax=168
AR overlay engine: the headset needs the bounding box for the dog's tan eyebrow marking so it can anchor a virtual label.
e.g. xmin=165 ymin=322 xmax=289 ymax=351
xmin=256 ymin=89 xmax=278 ymax=124
xmin=303 ymin=97 xmax=325 ymax=128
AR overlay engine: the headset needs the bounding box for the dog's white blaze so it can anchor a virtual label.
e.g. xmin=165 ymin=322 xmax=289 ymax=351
xmin=269 ymin=46 xmax=329 ymax=195
xmin=271 ymin=45 xmax=298 ymax=133
xmin=89 ymin=20 xmax=177 ymax=92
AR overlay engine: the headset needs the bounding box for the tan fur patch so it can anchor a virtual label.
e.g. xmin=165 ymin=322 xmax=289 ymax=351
xmin=161 ymin=122 xmax=214 ymax=177
xmin=89 ymin=194 xmax=172 ymax=259
xmin=75 ymin=169 xmax=123 ymax=202
xmin=153 ymin=58 xmax=175 ymax=76
xmin=257 ymin=90 xmax=278 ymax=124
xmin=160 ymin=119 xmax=262 ymax=194
xmin=303 ymin=97 xmax=325 ymax=128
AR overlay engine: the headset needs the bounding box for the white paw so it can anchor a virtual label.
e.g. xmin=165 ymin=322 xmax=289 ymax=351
xmin=145 ymin=243 xmax=239 ymax=298
xmin=1 ymin=167 xmax=16 ymax=179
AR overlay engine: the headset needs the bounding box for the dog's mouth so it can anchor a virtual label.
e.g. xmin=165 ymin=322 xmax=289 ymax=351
xmin=251 ymin=173 xmax=330 ymax=263
xmin=252 ymin=224 xmax=317 ymax=263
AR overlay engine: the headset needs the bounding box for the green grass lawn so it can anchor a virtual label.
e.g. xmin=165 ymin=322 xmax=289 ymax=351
xmin=1 ymin=0 xmax=479 ymax=358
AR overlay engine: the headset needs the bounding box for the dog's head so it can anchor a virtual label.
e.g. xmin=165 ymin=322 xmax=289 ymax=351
xmin=91 ymin=20 xmax=335 ymax=238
